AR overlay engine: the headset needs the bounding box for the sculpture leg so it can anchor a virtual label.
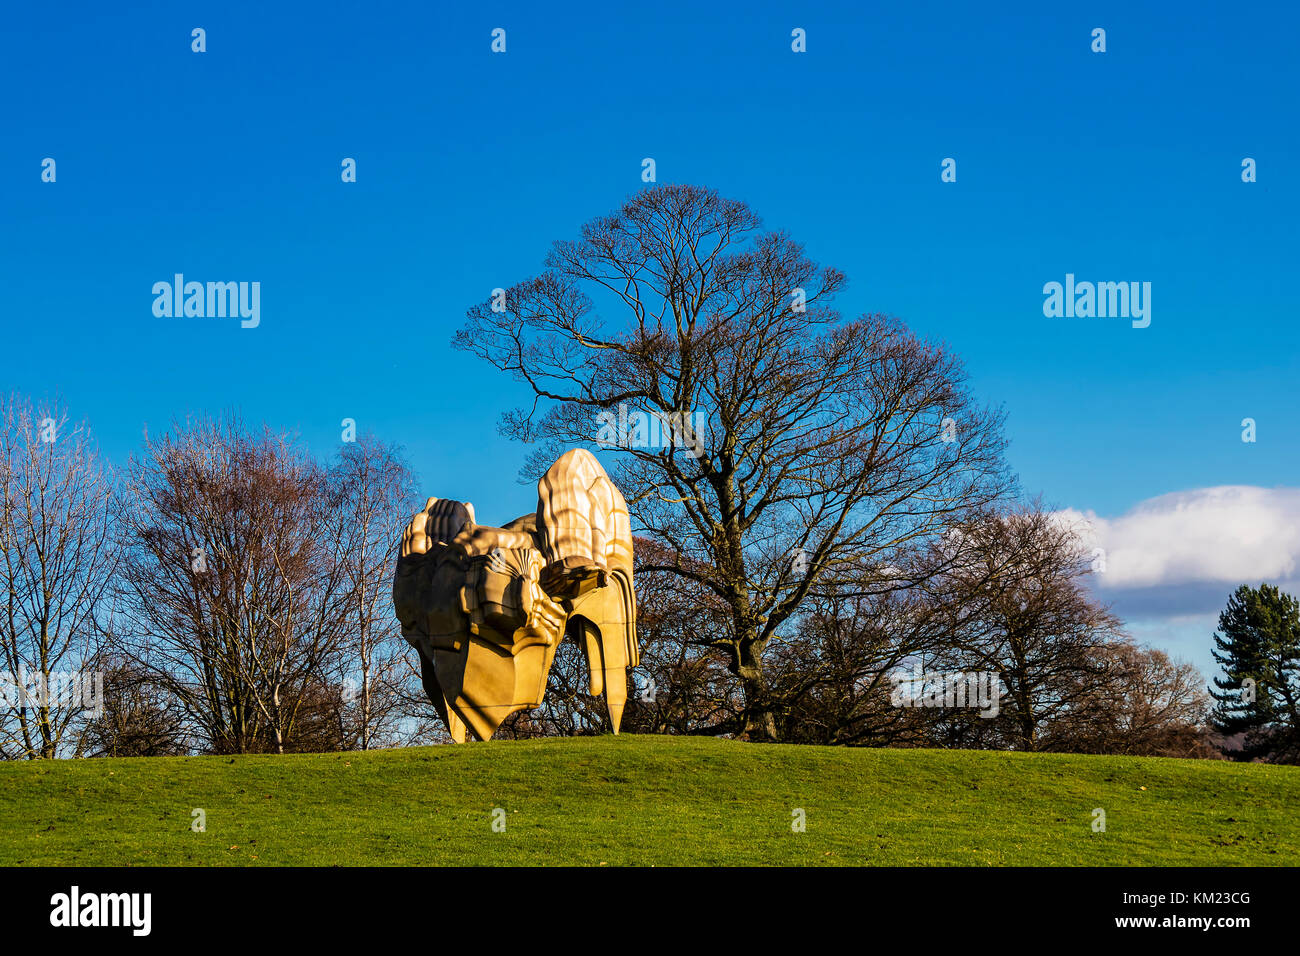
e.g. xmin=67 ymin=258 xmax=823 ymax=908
xmin=419 ymin=651 xmax=468 ymax=743
xmin=446 ymin=710 xmax=467 ymax=744
xmin=572 ymin=617 xmax=630 ymax=735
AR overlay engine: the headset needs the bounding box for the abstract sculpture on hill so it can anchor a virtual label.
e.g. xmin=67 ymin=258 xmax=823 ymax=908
xmin=392 ymin=449 xmax=638 ymax=742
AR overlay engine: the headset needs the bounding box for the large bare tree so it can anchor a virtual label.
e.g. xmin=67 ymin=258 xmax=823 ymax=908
xmin=456 ymin=184 xmax=1010 ymax=739
xmin=114 ymin=417 xmax=354 ymax=754
xmin=1046 ymin=642 xmax=1214 ymax=757
xmin=0 ymin=395 xmax=117 ymax=759
xmin=929 ymin=504 xmax=1126 ymax=751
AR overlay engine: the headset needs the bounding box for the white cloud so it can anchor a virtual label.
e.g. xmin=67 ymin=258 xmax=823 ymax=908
xmin=1057 ymin=486 xmax=1300 ymax=591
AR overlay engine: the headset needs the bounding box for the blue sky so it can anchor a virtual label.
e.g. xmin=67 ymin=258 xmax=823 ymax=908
xmin=3 ymin=1 xmax=1297 ymax=676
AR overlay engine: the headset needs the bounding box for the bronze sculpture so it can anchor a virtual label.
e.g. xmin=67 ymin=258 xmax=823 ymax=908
xmin=392 ymin=449 xmax=638 ymax=742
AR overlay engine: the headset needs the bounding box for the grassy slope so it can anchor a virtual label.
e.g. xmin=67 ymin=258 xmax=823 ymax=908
xmin=1 ymin=736 xmax=1296 ymax=866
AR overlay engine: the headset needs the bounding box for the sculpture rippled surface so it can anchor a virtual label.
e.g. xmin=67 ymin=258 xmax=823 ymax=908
xmin=392 ymin=449 xmax=638 ymax=742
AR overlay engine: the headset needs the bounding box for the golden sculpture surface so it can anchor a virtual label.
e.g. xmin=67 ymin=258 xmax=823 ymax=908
xmin=392 ymin=449 xmax=638 ymax=742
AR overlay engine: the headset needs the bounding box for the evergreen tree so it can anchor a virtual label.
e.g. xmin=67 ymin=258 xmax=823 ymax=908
xmin=1210 ymin=583 xmax=1300 ymax=763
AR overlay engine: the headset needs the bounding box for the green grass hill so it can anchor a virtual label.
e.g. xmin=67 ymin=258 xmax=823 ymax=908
xmin=2 ymin=736 xmax=1296 ymax=866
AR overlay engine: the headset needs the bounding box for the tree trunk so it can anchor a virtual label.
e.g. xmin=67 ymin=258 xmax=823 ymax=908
xmin=361 ymin=671 xmax=371 ymax=750
xmin=735 ymin=637 xmax=777 ymax=741
xmin=1018 ymin=702 xmax=1036 ymax=751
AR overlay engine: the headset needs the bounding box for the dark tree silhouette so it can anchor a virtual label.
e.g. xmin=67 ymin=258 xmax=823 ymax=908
xmin=1211 ymin=583 xmax=1300 ymax=763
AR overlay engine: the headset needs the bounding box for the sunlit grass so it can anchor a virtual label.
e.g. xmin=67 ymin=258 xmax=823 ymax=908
xmin=1 ymin=736 xmax=1296 ymax=866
